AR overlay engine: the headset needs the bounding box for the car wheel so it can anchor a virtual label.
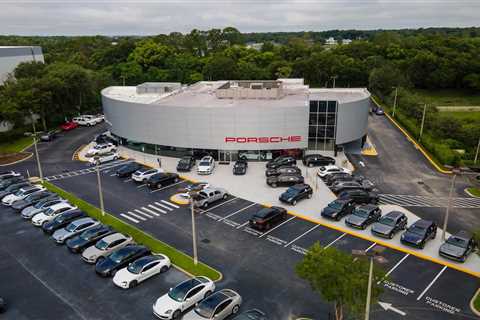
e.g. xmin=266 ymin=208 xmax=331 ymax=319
xmin=204 ymin=290 xmax=212 ymax=299
xmin=420 ymin=241 xmax=425 ymax=249
xmin=308 ymin=163 xmax=314 ymax=167
xmin=172 ymin=310 xmax=181 ymax=319
xmin=129 ymin=280 xmax=137 ymax=288
xmin=111 ymin=269 xmax=117 ymax=277
xmin=292 ymin=200 xmax=297 ymax=206
xmin=307 ymin=192 xmax=312 ymax=199
xmin=157 ymin=183 xmax=162 ymax=188
xmin=202 ymin=202 xmax=208 ymax=209
xmin=160 ymin=265 xmax=169 ymax=273
xmin=223 ymin=194 xmax=228 ymax=200
xmin=114 ymin=156 xmax=118 ymax=160
xmin=174 ymin=177 xmax=178 ymax=183
xmin=388 ymin=232 xmax=394 ymax=239
xmin=232 ymin=305 xmax=240 ymax=315
xmin=432 ymin=232 xmax=437 ymax=239
xmin=266 ymin=223 xmax=271 ymax=230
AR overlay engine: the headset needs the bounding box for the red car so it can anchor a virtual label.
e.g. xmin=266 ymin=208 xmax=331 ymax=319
xmin=60 ymin=121 xmax=78 ymax=131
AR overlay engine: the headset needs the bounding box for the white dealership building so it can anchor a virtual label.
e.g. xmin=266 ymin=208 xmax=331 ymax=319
xmin=102 ymin=79 xmax=371 ymax=161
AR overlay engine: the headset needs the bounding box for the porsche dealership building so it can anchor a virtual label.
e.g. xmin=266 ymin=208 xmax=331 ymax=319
xmin=102 ymin=79 xmax=371 ymax=161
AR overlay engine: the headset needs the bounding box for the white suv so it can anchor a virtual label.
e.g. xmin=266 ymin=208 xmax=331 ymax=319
xmin=197 ymin=156 xmax=215 ymax=175
xmin=89 ymin=152 xmax=119 ymax=165
xmin=73 ymin=116 xmax=97 ymax=126
xmin=86 ymin=143 xmax=116 ymax=156
xmin=132 ymin=168 xmax=164 ymax=183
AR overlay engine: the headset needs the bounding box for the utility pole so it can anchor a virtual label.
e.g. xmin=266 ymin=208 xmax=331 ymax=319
xmin=190 ymin=192 xmax=198 ymax=265
xmin=475 ymin=137 xmax=480 ymax=164
xmin=392 ymin=86 xmax=398 ymax=118
xmin=120 ymin=75 xmax=126 ymax=86
xmin=31 ymin=112 xmax=43 ymax=182
xmin=95 ymin=157 xmax=105 ymax=217
xmin=419 ymin=104 xmax=427 ymax=142
xmin=442 ymin=168 xmax=460 ymax=241
xmin=331 ymin=75 xmax=338 ymax=88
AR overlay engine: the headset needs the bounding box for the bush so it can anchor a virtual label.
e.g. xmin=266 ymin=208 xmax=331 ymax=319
xmin=0 ymin=127 xmax=28 ymax=144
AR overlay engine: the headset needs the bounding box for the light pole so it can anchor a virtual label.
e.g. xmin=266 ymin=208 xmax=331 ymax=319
xmin=474 ymin=137 xmax=480 ymax=165
xmin=30 ymin=112 xmax=43 ymax=182
xmin=94 ymin=156 xmax=105 ymax=217
xmin=392 ymin=86 xmax=398 ymax=118
xmin=190 ymin=193 xmax=198 ymax=265
xmin=331 ymin=75 xmax=338 ymax=88
xmin=419 ymin=103 xmax=427 ymax=142
xmin=120 ymin=75 xmax=126 ymax=86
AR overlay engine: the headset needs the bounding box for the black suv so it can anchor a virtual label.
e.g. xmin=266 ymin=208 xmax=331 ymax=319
xmin=66 ymin=224 xmax=114 ymax=253
xmin=147 ymin=172 xmax=180 ymax=189
xmin=233 ymin=158 xmax=248 ymax=175
xmin=371 ymin=211 xmax=408 ymax=239
xmin=345 ymin=204 xmax=381 ymax=229
xmin=338 ymin=189 xmax=379 ymax=205
xmin=42 ymin=209 xmax=86 ymax=235
xmin=0 ymin=176 xmax=25 ymax=190
xmin=266 ymin=156 xmax=297 ymax=169
xmin=302 ymin=154 xmax=335 ymax=167
xmin=279 ymin=184 xmax=313 ymax=205
xmin=321 ymin=199 xmax=355 ymax=221
xmin=331 ymin=181 xmax=371 ymax=194
xmin=116 ymin=162 xmax=143 ymax=178
xmin=176 ymin=156 xmax=196 ymax=172
xmin=266 ymin=174 xmax=304 ymax=188
xmin=95 ymin=245 xmax=150 ymax=277
xmin=401 ymin=219 xmax=437 ymax=249
xmin=249 ymin=206 xmax=287 ymax=231
xmin=265 ymin=166 xmax=301 ymax=177
xmin=439 ymin=231 xmax=477 ymax=262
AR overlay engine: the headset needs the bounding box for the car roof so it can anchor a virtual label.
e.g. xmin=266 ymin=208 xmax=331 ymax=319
xmin=201 ymin=187 xmax=222 ymax=193
xmin=413 ymin=219 xmax=434 ymax=227
xmin=71 ymin=217 xmax=95 ymax=226
xmin=102 ymin=233 xmax=127 ymax=243
xmin=358 ymin=204 xmax=377 ymax=210
xmin=50 ymin=203 xmax=73 ymax=210
xmin=452 ymin=230 xmax=472 ymax=240
xmin=385 ymin=211 xmax=404 ymax=218
xmin=133 ymin=255 xmax=164 ymax=266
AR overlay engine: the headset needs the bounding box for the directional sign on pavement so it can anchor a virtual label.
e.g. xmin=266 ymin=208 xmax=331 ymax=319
xmin=378 ymin=301 xmax=406 ymax=316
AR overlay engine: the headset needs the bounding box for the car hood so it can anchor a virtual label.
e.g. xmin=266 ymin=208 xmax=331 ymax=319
xmin=82 ymin=246 xmax=103 ymax=259
xmin=439 ymin=243 xmax=466 ymax=258
xmin=12 ymin=199 xmax=28 ymax=208
xmin=0 ymin=190 xmax=12 ymax=198
xmin=21 ymin=205 xmax=36 ymax=215
xmin=177 ymin=162 xmax=190 ymax=168
xmin=153 ymin=294 xmax=181 ymax=314
xmin=372 ymin=223 xmax=394 ymax=235
xmin=2 ymin=194 xmax=17 ymax=202
xmin=53 ymin=228 xmax=72 ymax=240
xmin=402 ymin=231 xmax=423 ymax=243
xmin=32 ymin=212 xmax=48 ymax=222
xmin=22 ymin=208 xmax=43 ymax=218
xmin=113 ymin=268 xmax=137 ymax=283
xmin=346 ymin=215 xmax=367 ymax=226
xmin=322 ymin=206 xmax=340 ymax=217
xmin=182 ymin=310 xmax=204 ymax=320
xmin=197 ymin=165 xmax=211 ymax=170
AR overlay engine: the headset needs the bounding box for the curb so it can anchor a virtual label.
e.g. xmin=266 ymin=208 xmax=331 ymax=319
xmin=471 ymin=288 xmax=480 ymax=317
xmin=0 ymin=152 xmax=33 ymax=167
xmin=72 ymin=144 xmax=87 ymax=162
xmin=464 ymin=188 xmax=480 ymax=198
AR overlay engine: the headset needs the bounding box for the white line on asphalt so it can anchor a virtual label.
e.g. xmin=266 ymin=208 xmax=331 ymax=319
xmin=416 ymin=266 xmax=448 ymax=301
xmin=120 ymin=213 xmax=139 ymax=223
xmin=236 ymin=221 xmax=250 ymax=229
xmin=284 ymin=224 xmax=320 ymax=248
xmin=259 ymin=216 xmax=296 ymax=238
xmin=160 ymin=200 xmax=179 ymax=209
xmin=205 ymin=197 xmax=237 ymax=211
xmin=379 ymin=254 xmax=410 ymax=283
xmin=148 ymin=204 xmax=167 ymax=214
xmin=218 ymin=203 xmax=257 ymax=222
xmin=123 ymin=179 xmax=132 ymax=183
xmin=152 ymin=202 xmax=172 ymax=212
xmin=127 ymin=211 xmax=146 ymax=221
xmin=141 ymin=207 xmax=160 ymax=216
xmin=134 ymin=209 xmax=153 ymax=218
xmin=150 ymin=180 xmax=185 ymax=193
xmin=110 ymin=173 xmax=117 ymax=177
xmin=364 ymin=242 xmax=377 ymax=252
xmin=324 ymin=233 xmax=347 ymax=249
xmin=137 ymin=184 xmax=146 ymax=188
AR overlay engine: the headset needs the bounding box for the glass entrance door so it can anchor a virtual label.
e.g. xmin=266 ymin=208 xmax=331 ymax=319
xmin=218 ymin=150 xmax=232 ymax=163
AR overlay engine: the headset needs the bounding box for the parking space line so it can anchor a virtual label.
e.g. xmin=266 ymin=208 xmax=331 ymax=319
xmin=149 ymin=181 xmax=186 ymax=193
xmin=120 ymin=213 xmax=139 ymax=223
xmin=205 ymin=197 xmax=237 ymax=211
xmin=141 ymin=207 xmax=160 ymax=216
xmin=380 ymin=254 xmax=410 ymax=282
xmin=137 ymin=184 xmax=147 ymax=189
xmin=236 ymin=221 xmax=250 ymax=229
xmin=284 ymin=224 xmax=320 ymax=248
xmin=364 ymin=242 xmax=377 ymax=252
xmin=134 ymin=209 xmax=153 ymax=218
xmin=259 ymin=216 xmax=296 ymax=238
xmin=148 ymin=204 xmax=167 ymax=214
xmin=126 ymin=211 xmax=146 ymax=221
xmin=123 ymin=178 xmax=132 ymax=183
xmin=160 ymin=200 xmax=179 ymax=209
xmin=324 ymin=233 xmax=347 ymax=249
xmin=152 ymin=202 xmax=172 ymax=212
xmin=218 ymin=203 xmax=256 ymax=222
xmin=109 ymin=173 xmax=117 ymax=177
xmin=416 ymin=266 xmax=448 ymax=301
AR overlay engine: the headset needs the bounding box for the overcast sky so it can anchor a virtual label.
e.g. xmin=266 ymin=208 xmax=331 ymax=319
xmin=0 ymin=0 xmax=479 ymax=36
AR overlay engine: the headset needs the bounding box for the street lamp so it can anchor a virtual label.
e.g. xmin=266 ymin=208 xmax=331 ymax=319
xmin=418 ymin=103 xmax=427 ymax=142
xmin=179 ymin=185 xmax=203 ymax=266
xmin=94 ymin=156 xmax=105 ymax=217
xmin=30 ymin=111 xmax=43 ymax=182
xmin=392 ymin=86 xmax=398 ymax=118
xmin=331 ymin=75 xmax=338 ymax=88
xmin=352 ymin=246 xmax=387 ymax=320
xmin=474 ymin=137 xmax=480 ymax=165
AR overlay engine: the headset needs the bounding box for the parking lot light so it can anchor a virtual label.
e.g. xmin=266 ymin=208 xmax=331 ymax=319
xmin=94 ymin=156 xmax=105 ymax=217
xmin=392 ymin=86 xmax=398 ymax=118
xmin=474 ymin=137 xmax=480 ymax=164
xmin=30 ymin=112 xmax=44 ymax=182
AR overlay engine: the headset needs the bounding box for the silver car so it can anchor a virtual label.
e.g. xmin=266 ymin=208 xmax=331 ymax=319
xmin=52 ymin=217 xmax=100 ymax=244
xmin=183 ymin=289 xmax=242 ymax=320
xmin=21 ymin=197 xmax=65 ymax=219
xmin=193 ymin=187 xmax=228 ymax=209
xmin=81 ymin=233 xmax=133 ymax=264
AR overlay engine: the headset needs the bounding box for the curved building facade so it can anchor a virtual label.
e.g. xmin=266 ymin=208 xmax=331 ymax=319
xmin=102 ymin=79 xmax=370 ymax=161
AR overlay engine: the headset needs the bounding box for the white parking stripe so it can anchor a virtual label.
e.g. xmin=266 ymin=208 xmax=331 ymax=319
xmin=152 ymin=202 xmax=172 ymax=212
xmin=148 ymin=204 xmax=167 ymax=214
xmin=141 ymin=207 xmax=160 ymax=216
xmin=110 ymin=173 xmax=117 ymax=177
xmin=364 ymin=242 xmax=377 ymax=252
xmin=123 ymin=179 xmax=132 ymax=183
xmin=236 ymin=221 xmax=250 ymax=229
xmin=218 ymin=203 xmax=256 ymax=222
xmin=284 ymin=224 xmax=320 ymax=247
xmin=134 ymin=209 xmax=153 ymax=218
xmin=259 ymin=216 xmax=296 ymax=238
xmin=160 ymin=200 xmax=179 ymax=209
xmin=205 ymin=197 xmax=237 ymax=211
xmin=379 ymin=254 xmax=410 ymax=283
xmin=416 ymin=266 xmax=448 ymax=301
xmin=136 ymin=184 xmax=147 ymax=189
xmin=120 ymin=213 xmax=139 ymax=224
xmin=149 ymin=181 xmax=185 ymax=193
xmin=127 ymin=211 xmax=146 ymax=221
xmin=324 ymin=233 xmax=347 ymax=249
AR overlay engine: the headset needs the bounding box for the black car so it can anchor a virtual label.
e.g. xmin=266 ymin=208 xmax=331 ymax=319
xmin=266 ymin=156 xmax=297 ymax=169
xmin=321 ymin=199 xmax=355 ymax=221
xmin=95 ymin=245 xmax=150 ymax=277
xmin=233 ymin=158 xmax=248 ymax=175
xmin=40 ymin=130 xmax=58 ymax=141
xmin=147 ymin=172 xmax=180 ymax=189
xmin=233 ymin=309 xmax=268 ymax=320
xmin=266 ymin=174 xmax=304 ymax=188
xmin=371 ymin=211 xmax=408 ymax=239
xmin=324 ymin=172 xmax=354 ymax=185
xmin=0 ymin=182 xmax=30 ymax=199
xmin=439 ymin=231 xmax=477 ymax=262
xmin=345 ymin=204 xmax=381 ymax=229
xmin=302 ymin=154 xmax=335 ymax=167
xmin=326 ymin=174 xmax=364 ymax=186
xmin=401 ymin=219 xmax=437 ymax=249
xmin=279 ymin=184 xmax=313 ymax=205
xmin=0 ymin=173 xmax=20 ymax=182
xmin=249 ymin=206 xmax=288 ymax=231
xmin=330 ymin=181 xmax=370 ymax=194
xmin=11 ymin=191 xmax=54 ymax=211
xmin=176 ymin=156 xmax=196 ymax=172
xmin=265 ymin=166 xmax=301 ymax=177
xmin=0 ymin=176 xmax=25 ymax=190
xmin=116 ymin=162 xmax=143 ymax=178
xmin=42 ymin=209 xmax=86 ymax=235
xmin=337 ymin=189 xmax=379 ymax=205
xmin=66 ymin=224 xmax=114 ymax=253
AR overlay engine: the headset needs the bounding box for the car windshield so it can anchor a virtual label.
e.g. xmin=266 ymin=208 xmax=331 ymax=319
xmin=44 ymin=207 xmax=55 ymax=215
xmin=255 ymin=208 xmax=272 ymax=218
xmin=408 ymin=225 xmax=426 ymax=236
xmin=353 ymin=208 xmax=370 ymax=218
xmin=81 ymin=227 xmax=101 ymax=240
xmin=446 ymin=236 xmax=468 ymax=248
xmin=95 ymin=239 xmax=109 ymax=250
xmin=194 ymin=293 xmax=227 ymax=318
xmin=127 ymin=260 xmax=146 ymax=274
xmin=108 ymin=249 xmax=131 ymax=263
xmin=284 ymin=188 xmax=299 ymax=196
xmin=65 ymin=223 xmax=78 ymax=232
xmin=14 ymin=189 xmax=25 ymax=196
xmin=199 ymin=161 xmax=210 ymax=166
xmin=328 ymin=201 xmax=343 ymax=210
xmin=380 ymin=217 xmax=396 ymax=226
xmin=180 ymin=158 xmax=190 ymax=164
xmin=168 ymin=279 xmax=200 ymax=302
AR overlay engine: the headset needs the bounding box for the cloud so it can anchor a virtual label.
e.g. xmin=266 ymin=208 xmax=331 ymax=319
xmin=0 ymin=0 xmax=478 ymax=35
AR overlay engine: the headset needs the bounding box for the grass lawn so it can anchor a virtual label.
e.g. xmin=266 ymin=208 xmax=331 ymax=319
xmin=0 ymin=136 xmax=33 ymax=154
xmin=475 ymin=292 xmax=480 ymax=313
xmin=467 ymin=188 xmax=480 ymax=197
xmin=412 ymin=89 xmax=480 ymax=107
xmin=440 ymin=111 xmax=480 ymax=122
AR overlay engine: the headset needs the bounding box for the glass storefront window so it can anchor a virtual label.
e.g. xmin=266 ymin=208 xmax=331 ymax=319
xmin=307 ymin=100 xmax=337 ymax=151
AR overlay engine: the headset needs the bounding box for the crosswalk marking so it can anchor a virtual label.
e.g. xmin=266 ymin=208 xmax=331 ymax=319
xmin=153 ymin=202 xmax=173 ymax=211
xmin=134 ymin=209 xmax=153 ymax=218
xmin=379 ymin=194 xmax=480 ymax=208
xmin=120 ymin=213 xmax=139 ymax=224
xmin=141 ymin=207 xmax=160 ymax=216
xmin=160 ymin=200 xmax=179 ymax=209
xmin=126 ymin=211 xmax=146 ymax=221
xmin=44 ymin=159 xmax=133 ymax=181
xmin=149 ymin=204 xmax=167 ymax=214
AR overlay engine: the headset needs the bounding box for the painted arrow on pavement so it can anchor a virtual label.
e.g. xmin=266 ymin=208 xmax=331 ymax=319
xmin=378 ymin=301 xmax=406 ymax=316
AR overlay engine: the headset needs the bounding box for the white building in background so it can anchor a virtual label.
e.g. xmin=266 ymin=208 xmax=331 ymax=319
xmin=325 ymin=37 xmax=338 ymax=45
xmin=342 ymin=39 xmax=353 ymax=45
xmin=0 ymin=46 xmax=44 ymax=84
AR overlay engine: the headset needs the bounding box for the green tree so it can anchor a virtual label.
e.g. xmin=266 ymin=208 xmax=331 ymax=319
xmin=369 ymin=63 xmax=407 ymax=98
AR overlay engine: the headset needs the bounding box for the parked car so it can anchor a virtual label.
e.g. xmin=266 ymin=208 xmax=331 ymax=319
xmin=375 ymin=108 xmax=385 ymax=115
xmin=345 ymin=204 xmax=381 ymax=229
xmin=182 ymin=289 xmax=242 ymax=320
xmin=321 ymin=199 xmax=355 ymax=221
xmin=197 ymin=156 xmax=215 ymax=175
xmin=88 ymin=151 xmax=119 ymax=165
xmin=42 ymin=209 xmax=86 ymax=234
xmin=132 ymin=168 xmax=163 ymax=183
xmin=60 ymin=121 xmax=78 ymax=131
xmin=0 ymin=171 xmax=21 ymax=180
xmin=147 ymin=173 xmax=180 ymax=189
xmin=439 ymin=231 xmax=477 ymax=262
xmin=86 ymin=143 xmax=116 ymax=157
xmin=176 ymin=156 xmax=196 ymax=172
xmin=73 ymin=116 xmax=97 ymax=126
xmin=192 ymin=187 xmax=228 ymax=209
xmin=66 ymin=224 xmax=115 ymax=253
xmin=52 ymin=217 xmax=100 ymax=244
xmin=266 ymin=156 xmax=296 ymax=169
xmin=21 ymin=197 xmax=65 ymax=220
xmin=325 ymin=173 xmax=364 ymax=186
xmin=317 ymin=165 xmax=351 ymax=178
xmin=401 ymin=219 xmax=437 ymax=249
xmin=2 ymin=185 xmax=45 ymax=206
xmin=337 ymin=189 xmax=379 ymax=205
xmin=0 ymin=181 xmax=30 ymax=199
xmin=330 ymin=181 xmax=372 ymax=194
xmin=0 ymin=176 xmax=25 ymax=190
xmin=266 ymin=174 xmax=304 ymax=188
xmin=152 ymin=276 xmax=216 ymax=320
xmin=249 ymin=206 xmax=287 ymax=231
xmin=265 ymin=166 xmax=301 ymax=177
xmin=113 ymin=254 xmax=171 ymax=289
xmin=95 ymin=245 xmax=150 ymax=277
xmin=82 ymin=233 xmax=134 ymax=264
xmin=83 ymin=114 xmax=104 ymax=124
xmin=11 ymin=190 xmax=53 ymax=211
xmin=371 ymin=211 xmax=408 ymax=239
xmin=116 ymin=162 xmax=143 ymax=178
xmin=302 ymin=154 xmax=335 ymax=167
xmin=233 ymin=158 xmax=248 ymax=175
xmin=31 ymin=203 xmax=77 ymax=227
xmin=233 ymin=309 xmax=267 ymax=320
xmin=40 ymin=130 xmax=58 ymax=142
xmin=279 ymin=183 xmax=313 ymax=205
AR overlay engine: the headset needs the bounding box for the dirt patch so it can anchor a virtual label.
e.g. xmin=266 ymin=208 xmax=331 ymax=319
xmin=0 ymin=152 xmax=32 ymax=165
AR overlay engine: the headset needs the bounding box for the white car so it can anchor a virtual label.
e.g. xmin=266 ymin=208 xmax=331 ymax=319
xmin=182 ymin=289 xmax=242 ymax=320
xmin=81 ymin=233 xmax=134 ymax=264
xmin=83 ymin=114 xmax=104 ymax=124
xmin=88 ymin=152 xmax=119 ymax=165
xmin=197 ymin=156 xmax=215 ymax=175
xmin=113 ymin=254 xmax=171 ymax=289
xmin=317 ymin=165 xmax=352 ymax=178
xmin=72 ymin=116 xmax=97 ymax=126
xmin=0 ymin=170 xmax=21 ymax=179
xmin=193 ymin=187 xmax=228 ymax=209
xmin=2 ymin=185 xmax=45 ymax=206
xmin=86 ymin=143 xmax=116 ymax=156
xmin=153 ymin=276 xmax=216 ymax=319
xmin=132 ymin=168 xmax=163 ymax=183
xmin=52 ymin=217 xmax=100 ymax=244
xmin=31 ymin=203 xmax=77 ymax=227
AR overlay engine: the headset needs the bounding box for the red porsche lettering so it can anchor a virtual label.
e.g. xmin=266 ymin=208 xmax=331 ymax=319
xmin=225 ymin=136 xmax=303 ymax=143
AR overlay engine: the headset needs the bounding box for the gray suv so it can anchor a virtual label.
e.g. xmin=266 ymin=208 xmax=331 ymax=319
xmin=193 ymin=187 xmax=228 ymax=209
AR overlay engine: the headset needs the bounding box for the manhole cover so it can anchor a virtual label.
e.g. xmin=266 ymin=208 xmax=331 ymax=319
xmin=201 ymin=239 xmax=210 ymax=244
